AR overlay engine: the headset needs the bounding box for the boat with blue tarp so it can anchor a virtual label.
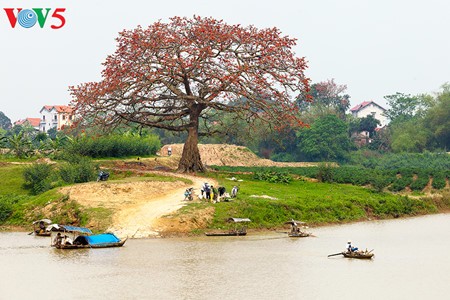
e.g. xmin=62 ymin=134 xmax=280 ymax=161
xmin=55 ymin=233 xmax=127 ymax=249
xmin=50 ymin=224 xmax=94 ymax=248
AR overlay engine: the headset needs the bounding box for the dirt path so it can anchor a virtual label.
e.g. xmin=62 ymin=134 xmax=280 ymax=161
xmin=61 ymin=171 xmax=217 ymax=238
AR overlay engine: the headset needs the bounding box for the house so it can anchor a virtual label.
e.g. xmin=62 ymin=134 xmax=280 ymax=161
xmin=39 ymin=105 xmax=73 ymax=133
xmin=350 ymin=101 xmax=388 ymax=127
xmin=14 ymin=118 xmax=41 ymax=131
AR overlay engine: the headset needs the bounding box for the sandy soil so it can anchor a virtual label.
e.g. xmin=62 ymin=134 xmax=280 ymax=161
xmin=61 ymin=171 xmax=217 ymax=238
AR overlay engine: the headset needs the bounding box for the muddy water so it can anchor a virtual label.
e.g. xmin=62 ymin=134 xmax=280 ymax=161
xmin=1 ymin=214 xmax=450 ymax=300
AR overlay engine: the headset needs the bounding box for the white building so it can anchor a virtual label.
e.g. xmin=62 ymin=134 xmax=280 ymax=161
xmin=350 ymin=101 xmax=388 ymax=127
xmin=39 ymin=105 xmax=73 ymax=133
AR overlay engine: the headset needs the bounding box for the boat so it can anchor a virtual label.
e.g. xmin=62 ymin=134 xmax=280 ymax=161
xmin=31 ymin=219 xmax=53 ymax=236
xmin=284 ymin=219 xmax=312 ymax=238
xmin=50 ymin=224 xmax=93 ymax=247
xmin=205 ymin=230 xmax=247 ymax=236
xmin=288 ymin=231 xmax=311 ymax=238
xmin=55 ymin=233 xmax=127 ymax=249
xmin=342 ymin=250 xmax=374 ymax=259
xmin=205 ymin=217 xmax=251 ymax=236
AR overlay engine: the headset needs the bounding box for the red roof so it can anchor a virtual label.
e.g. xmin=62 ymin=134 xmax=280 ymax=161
xmin=350 ymin=101 xmax=386 ymax=112
xmin=350 ymin=101 xmax=371 ymax=112
xmin=41 ymin=105 xmax=73 ymax=113
xmin=14 ymin=118 xmax=41 ymax=127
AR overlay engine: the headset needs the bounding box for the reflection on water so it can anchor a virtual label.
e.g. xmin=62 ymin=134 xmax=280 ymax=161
xmin=2 ymin=214 xmax=450 ymax=299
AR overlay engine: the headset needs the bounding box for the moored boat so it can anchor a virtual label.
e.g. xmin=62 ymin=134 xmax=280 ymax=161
xmin=31 ymin=219 xmax=53 ymax=236
xmin=55 ymin=233 xmax=127 ymax=249
xmin=205 ymin=217 xmax=250 ymax=237
xmin=205 ymin=230 xmax=247 ymax=236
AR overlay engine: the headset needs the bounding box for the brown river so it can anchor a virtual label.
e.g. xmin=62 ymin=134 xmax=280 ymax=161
xmin=1 ymin=213 xmax=449 ymax=299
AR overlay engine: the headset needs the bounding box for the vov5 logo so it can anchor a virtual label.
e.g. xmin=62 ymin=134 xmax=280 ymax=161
xmin=4 ymin=8 xmax=66 ymax=29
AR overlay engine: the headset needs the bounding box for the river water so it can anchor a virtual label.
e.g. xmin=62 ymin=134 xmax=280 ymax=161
xmin=1 ymin=213 xmax=449 ymax=300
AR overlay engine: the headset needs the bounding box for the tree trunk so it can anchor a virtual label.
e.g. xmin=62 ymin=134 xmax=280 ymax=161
xmin=177 ymin=106 xmax=205 ymax=173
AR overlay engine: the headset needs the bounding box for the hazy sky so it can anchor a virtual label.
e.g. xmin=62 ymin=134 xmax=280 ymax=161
xmin=1 ymin=0 xmax=449 ymax=122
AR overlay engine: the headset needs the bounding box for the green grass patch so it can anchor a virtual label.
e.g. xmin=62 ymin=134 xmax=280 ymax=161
xmin=0 ymin=164 xmax=29 ymax=195
xmin=188 ymin=173 xmax=438 ymax=231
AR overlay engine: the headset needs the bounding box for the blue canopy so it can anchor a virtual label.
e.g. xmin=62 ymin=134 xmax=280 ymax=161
xmin=53 ymin=225 xmax=93 ymax=234
xmin=85 ymin=233 xmax=120 ymax=245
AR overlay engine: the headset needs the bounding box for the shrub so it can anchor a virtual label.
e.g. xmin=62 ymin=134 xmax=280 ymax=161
xmin=389 ymin=176 xmax=412 ymax=192
xmin=59 ymin=157 xmax=97 ymax=184
xmin=370 ymin=173 xmax=393 ymax=192
xmin=317 ymin=163 xmax=334 ymax=183
xmin=253 ymin=171 xmax=292 ymax=183
xmin=23 ymin=163 xmax=53 ymax=195
xmin=64 ymin=134 xmax=161 ymax=158
xmin=0 ymin=200 xmax=13 ymax=223
xmin=432 ymin=174 xmax=446 ymax=190
xmin=410 ymin=175 xmax=429 ymax=191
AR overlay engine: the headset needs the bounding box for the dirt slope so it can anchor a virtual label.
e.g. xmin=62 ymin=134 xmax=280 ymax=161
xmin=61 ymin=172 xmax=217 ymax=238
xmin=159 ymin=144 xmax=318 ymax=167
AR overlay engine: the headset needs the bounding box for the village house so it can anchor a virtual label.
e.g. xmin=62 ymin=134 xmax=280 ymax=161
xmin=39 ymin=105 xmax=73 ymax=133
xmin=13 ymin=118 xmax=41 ymax=131
xmin=350 ymin=101 xmax=388 ymax=146
xmin=350 ymin=100 xmax=388 ymax=127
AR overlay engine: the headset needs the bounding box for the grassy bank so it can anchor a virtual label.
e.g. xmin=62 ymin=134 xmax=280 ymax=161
xmin=180 ymin=172 xmax=449 ymax=232
xmin=1 ymin=160 xmax=449 ymax=234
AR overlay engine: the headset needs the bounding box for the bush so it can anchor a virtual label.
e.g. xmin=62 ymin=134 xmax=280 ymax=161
xmin=432 ymin=175 xmax=446 ymax=190
xmin=59 ymin=157 xmax=97 ymax=184
xmin=370 ymin=173 xmax=393 ymax=192
xmin=410 ymin=174 xmax=429 ymax=191
xmin=65 ymin=134 xmax=161 ymax=158
xmin=253 ymin=171 xmax=292 ymax=183
xmin=23 ymin=163 xmax=53 ymax=195
xmin=389 ymin=176 xmax=412 ymax=192
xmin=317 ymin=163 xmax=334 ymax=183
xmin=0 ymin=200 xmax=13 ymax=223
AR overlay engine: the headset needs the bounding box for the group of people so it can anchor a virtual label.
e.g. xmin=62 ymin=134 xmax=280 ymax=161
xmin=54 ymin=232 xmax=73 ymax=246
xmin=199 ymin=183 xmax=239 ymax=203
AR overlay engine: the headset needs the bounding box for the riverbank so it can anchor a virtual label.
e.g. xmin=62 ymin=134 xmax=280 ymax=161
xmin=1 ymin=154 xmax=449 ymax=238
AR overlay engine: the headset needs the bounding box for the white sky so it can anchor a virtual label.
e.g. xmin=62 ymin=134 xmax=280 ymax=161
xmin=1 ymin=0 xmax=449 ymax=122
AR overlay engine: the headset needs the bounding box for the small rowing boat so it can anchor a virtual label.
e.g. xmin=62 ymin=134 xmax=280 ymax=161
xmin=342 ymin=250 xmax=374 ymax=259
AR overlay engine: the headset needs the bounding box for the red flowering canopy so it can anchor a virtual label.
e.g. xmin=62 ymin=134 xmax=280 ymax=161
xmin=70 ymin=16 xmax=311 ymax=172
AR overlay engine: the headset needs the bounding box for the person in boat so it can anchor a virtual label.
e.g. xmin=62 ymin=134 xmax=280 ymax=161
xmin=54 ymin=233 xmax=63 ymax=246
xmin=347 ymin=240 xmax=358 ymax=252
xmin=291 ymin=222 xmax=301 ymax=234
xmin=63 ymin=235 xmax=73 ymax=245
xmin=38 ymin=221 xmax=46 ymax=234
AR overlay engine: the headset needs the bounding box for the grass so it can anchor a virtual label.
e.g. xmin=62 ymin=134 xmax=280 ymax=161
xmin=187 ymin=172 xmax=439 ymax=231
xmin=0 ymin=164 xmax=29 ymax=195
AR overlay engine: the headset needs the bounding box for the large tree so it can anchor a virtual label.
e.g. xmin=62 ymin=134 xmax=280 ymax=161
xmin=297 ymin=79 xmax=350 ymax=120
xmin=70 ymin=16 xmax=311 ymax=172
xmin=297 ymin=115 xmax=354 ymax=162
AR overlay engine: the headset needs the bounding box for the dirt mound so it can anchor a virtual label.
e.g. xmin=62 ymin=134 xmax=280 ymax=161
xmin=159 ymin=144 xmax=318 ymax=167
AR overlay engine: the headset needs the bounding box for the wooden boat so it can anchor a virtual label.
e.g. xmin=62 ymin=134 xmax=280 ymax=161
xmin=342 ymin=251 xmax=374 ymax=259
xmin=31 ymin=219 xmax=53 ymax=236
xmin=55 ymin=233 xmax=127 ymax=249
xmin=205 ymin=217 xmax=250 ymax=237
xmin=285 ymin=219 xmax=312 ymax=238
xmin=205 ymin=230 xmax=247 ymax=236
xmin=288 ymin=231 xmax=310 ymax=238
